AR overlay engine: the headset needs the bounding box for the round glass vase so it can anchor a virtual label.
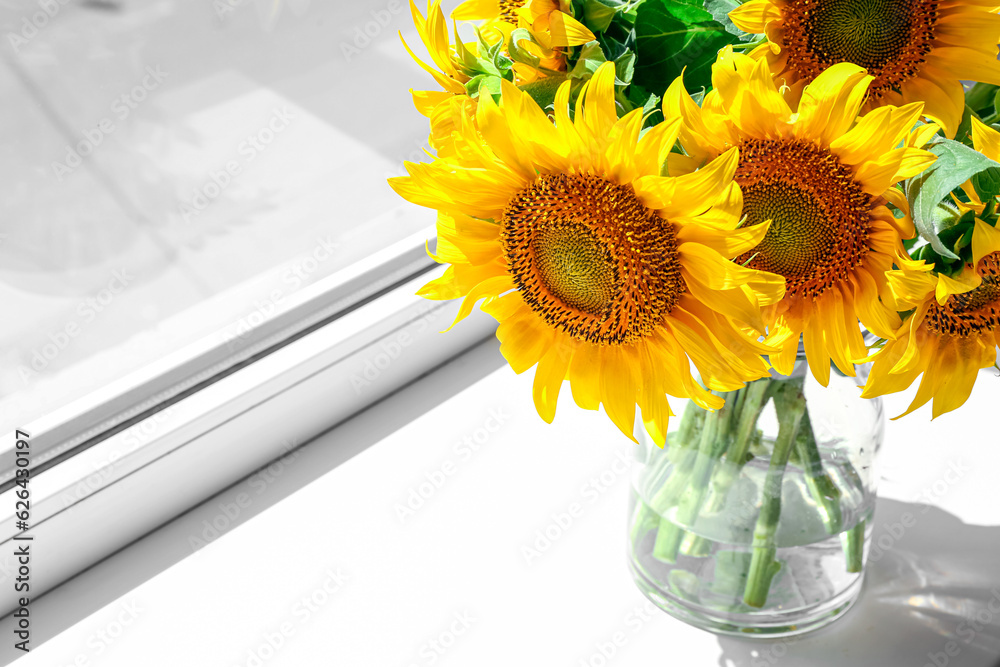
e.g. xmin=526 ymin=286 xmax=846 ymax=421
xmin=626 ymin=355 xmax=883 ymax=637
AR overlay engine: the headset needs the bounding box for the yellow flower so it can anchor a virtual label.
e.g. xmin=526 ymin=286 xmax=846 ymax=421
xmin=403 ymin=0 xmax=471 ymax=97
xmin=664 ymin=47 xmax=938 ymax=386
xmin=401 ymin=1 xmax=477 ymax=157
xmin=861 ymin=219 xmax=1000 ymax=418
xmin=452 ymin=0 xmax=595 ymax=79
xmin=959 ymin=117 xmax=1000 ymax=214
xmin=389 ymin=62 xmax=785 ymax=444
xmin=402 ymin=0 xmax=572 ymax=157
xmin=730 ymin=0 xmax=1000 ymax=138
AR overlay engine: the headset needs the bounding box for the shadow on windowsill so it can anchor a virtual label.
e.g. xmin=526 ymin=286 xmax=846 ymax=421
xmin=716 ymin=498 xmax=1000 ymax=667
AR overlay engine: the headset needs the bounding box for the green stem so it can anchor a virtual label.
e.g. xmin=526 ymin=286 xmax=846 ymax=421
xmin=675 ymin=399 xmax=702 ymax=449
xmin=644 ymin=402 xmax=702 ymax=512
xmin=654 ymin=395 xmax=730 ymax=563
xmin=629 ymin=497 xmax=660 ymax=548
xmin=682 ymin=381 xmax=772 ymax=555
xmin=793 ymin=411 xmax=843 ymax=535
xmin=707 ymin=380 xmax=772 ymax=512
xmin=843 ymin=520 xmax=866 ymax=573
xmin=743 ymin=380 xmax=807 ymax=608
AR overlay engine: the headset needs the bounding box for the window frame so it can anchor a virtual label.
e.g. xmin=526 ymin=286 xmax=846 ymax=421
xmin=0 ymin=228 xmax=497 ymax=614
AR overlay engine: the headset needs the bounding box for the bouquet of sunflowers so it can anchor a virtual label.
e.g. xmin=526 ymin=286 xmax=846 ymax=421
xmin=390 ymin=0 xmax=1000 ymax=636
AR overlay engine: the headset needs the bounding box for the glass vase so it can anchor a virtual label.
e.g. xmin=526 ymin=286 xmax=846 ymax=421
xmin=627 ymin=354 xmax=883 ymax=637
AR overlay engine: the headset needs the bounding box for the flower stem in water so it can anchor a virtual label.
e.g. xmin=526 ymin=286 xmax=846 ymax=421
xmin=743 ymin=379 xmax=807 ymax=608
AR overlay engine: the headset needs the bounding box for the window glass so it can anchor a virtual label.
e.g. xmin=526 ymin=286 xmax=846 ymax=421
xmin=0 ymin=0 xmax=434 ymax=433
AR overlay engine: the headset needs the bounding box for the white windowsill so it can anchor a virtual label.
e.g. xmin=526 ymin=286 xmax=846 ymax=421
xmin=3 ymin=346 xmax=999 ymax=666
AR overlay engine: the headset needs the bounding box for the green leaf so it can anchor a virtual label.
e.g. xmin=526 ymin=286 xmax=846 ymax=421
xmin=615 ymin=50 xmax=636 ymax=86
xmin=569 ymin=41 xmax=609 ymax=80
xmin=972 ymin=167 xmax=1000 ymax=201
xmin=581 ymin=0 xmax=623 ymax=33
xmin=906 ymin=138 xmax=1000 ymax=260
xmin=633 ymin=0 xmax=739 ymax=94
xmin=955 ymin=105 xmax=975 ymax=147
xmin=966 ymin=82 xmax=1000 ymax=117
xmin=703 ymin=0 xmax=754 ymax=42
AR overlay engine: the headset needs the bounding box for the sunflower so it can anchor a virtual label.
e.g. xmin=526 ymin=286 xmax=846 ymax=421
xmin=402 ymin=0 xmax=578 ymax=157
xmin=389 ymin=62 xmax=786 ymax=444
xmin=402 ymin=0 xmax=478 ymax=157
xmin=729 ymin=0 xmax=1000 ymax=138
xmin=861 ymin=219 xmax=1000 ymax=417
xmin=451 ymin=0 xmax=595 ymax=80
xmin=664 ymin=47 xmax=938 ymax=386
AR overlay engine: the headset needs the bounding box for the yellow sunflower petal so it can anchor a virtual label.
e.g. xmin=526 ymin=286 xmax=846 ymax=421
xmin=971 ymin=117 xmax=1000 ymax=162
xmin=935 ymin=270 xmax=983 ymax=306
xmin=532 ymin=338 xmax=574 ymax=423
xmin=728 ymin=0 xmax=781 ymax=34
xmin=795 ymin=63 xmax=872 ymax=146
xmin=930 ymin=339 xmax=987 ymax=419
xmin=802 ymin=310 xmax=832 ymax=387
xmin=444 ymin=274 xmax=514 ymax=331
xmin=496 ymin=307 xmax=554 ymax=373
xmin=972 ymin=217 xmax=1000 ymax=264
xmin=599 ymin=346 xmax=640 ymax=442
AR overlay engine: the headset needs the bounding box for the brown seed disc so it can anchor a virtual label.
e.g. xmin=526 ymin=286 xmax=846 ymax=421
xmin=499 ymin=0 xmax=526 ymax=24
xmin=780 ymin=0 xmax=940 ymax=102
xmin=734 ymin=138 xmax=875 ymax=299
xmin=926 ymin=253 xmax=1000 ymax=336
xmin=501 ymin=173 xmax=685 ymax=345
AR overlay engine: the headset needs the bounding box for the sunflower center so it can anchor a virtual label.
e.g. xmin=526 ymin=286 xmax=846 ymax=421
xmin=498 ymin=0 xmax=525 ymax=24
xmin=501 ymin=173 xmax=685 ymax=346
xmin=735 ymin=138 xmax=874 ymax=299
xmin=781 ymin=0 xmax=939 ymax=99
xmin=927 ymin=253 xmax=1000 ymax=336
xmin=532 ymin=222 xmax=617 ymax=316
xmin=742 ymin=183 xmax=836 ymax=277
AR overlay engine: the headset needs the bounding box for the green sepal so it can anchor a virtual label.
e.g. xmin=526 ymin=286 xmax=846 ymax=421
xmin=906 ymin=137 xmax=1000 ymax=260
xmin=466 ymin=74 xmax=504 ymax=99
xmin=518 ymin=74 xmax=568 ymax=112
xmin=507 ymin=28 xmax=542 ymax=70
